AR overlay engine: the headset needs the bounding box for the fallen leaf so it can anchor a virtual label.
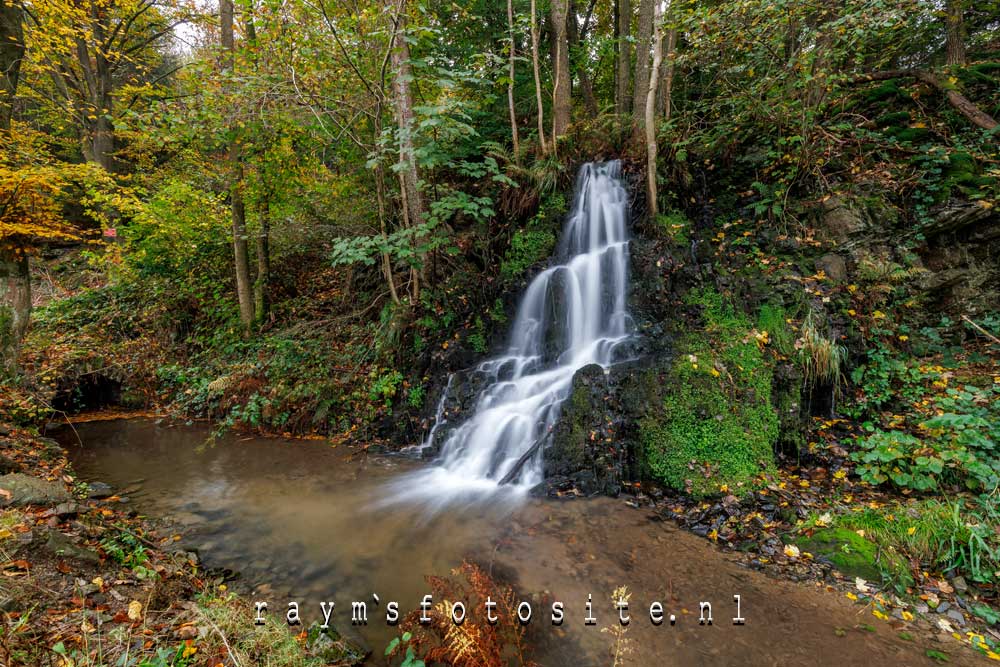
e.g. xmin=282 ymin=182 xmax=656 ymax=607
xmin=128 ymin=600 xmax=142 ymax=621
xmin=783 ymin=544 xmax=800 ymax=558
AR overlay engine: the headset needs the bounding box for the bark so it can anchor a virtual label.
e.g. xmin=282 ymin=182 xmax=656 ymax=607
xmin=645 ymin=0 xmax=664 ymax=217
xmin=254 ymin=200 xmax=270 ymax=320
xmin=221 ymin=0 xmax=256 ymax=329
xmin=660 ymin=26 xmax=676 ymax=120
xmin=851 ymin=70 xmax=997 ymax=131
xmin=74 ymin=3 xmax=115 ymax=170
xmin=631 ymin=0 xmax=654 ymax=126
xmin=529 ymin=0 xmax=547 ymax=154
xmin=0 ymin=247 xmax=30 ymax=376
xmin=550 ymin=0 xmax=571 ymax=139
xmin=567 ymin=0 xmax=597 ymax=117
xmin=507 ymin=0 xmax=520 ymax=157
xmin=391 ymin=1 xmax=425 ymax=301
xmin=945 ymin=0 xmax=966 ymax=66
xmin=615 ymin=0 xmax=631 ymax=115
xmin=0 ymin=0 xmax=24 ymax=131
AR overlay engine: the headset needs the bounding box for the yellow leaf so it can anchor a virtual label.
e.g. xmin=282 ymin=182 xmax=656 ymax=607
xmin=783 ymin=544 xmax=800 ymax=558
xmin=128 ymin=600 xmax=142 ymax=621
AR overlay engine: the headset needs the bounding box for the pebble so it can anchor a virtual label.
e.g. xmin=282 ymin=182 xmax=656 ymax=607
xmin=915 ymin=603 xmax=929 ymax=614
xmin=951 ymin=576 xmax=968 ymax=593
xmin=946 ymin=609 xmax=965 ymax=626
xmin=936 ymin=601 xmax=950 ymax=613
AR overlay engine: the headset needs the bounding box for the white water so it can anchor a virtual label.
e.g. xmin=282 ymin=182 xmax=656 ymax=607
xmin=392 ymin=161 xmax=632 ymax=505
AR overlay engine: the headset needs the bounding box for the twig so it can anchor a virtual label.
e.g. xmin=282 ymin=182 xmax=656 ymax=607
xmin=962 ymin=315 xmax=1000 ymax=346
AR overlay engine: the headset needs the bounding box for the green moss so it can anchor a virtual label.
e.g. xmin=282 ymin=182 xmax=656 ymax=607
xmin=500 ymin=193 xmax=564 ymax=282
xmin=654 ymin=209 xmax=691 ymax=246
xmin=640 ymin=289 xmax=777 ymax=497
xmin=756 ymin=303 xmax=793 ymax=355
xmin=796 ymin=528 xmax=908 ymax=584
xmin=875 ymin=111 xmax=910 ymax=128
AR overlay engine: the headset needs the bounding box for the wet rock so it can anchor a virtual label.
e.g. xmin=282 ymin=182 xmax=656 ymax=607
xmin=951 ymin=576 xmax=967 ymax=593
xmin=0 ymin=473 xmax=71 ymax=506
xmin=87 ymin=482 xmax=115 ymax=499
xmin=936 ymin=601 xmax=950 ymax=613
xmin=306 ymin=623 xmax=368 ymax=664
xmin=45 ymin=529 xmax=99 ymax=564
xmin=946 ymin=609 xmax=965 ymax=626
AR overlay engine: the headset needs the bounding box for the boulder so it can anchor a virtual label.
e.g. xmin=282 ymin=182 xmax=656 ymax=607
xmin=44 ymin=529 xmax=100 ymax=564
xmin=0 ymin=473 xmax=71 ymax=507
xmin=818 ymin=195 xmax=866 ymax=244
xmin=815 ymin=253 xmax=848 ymax=282
xmin=87 ymin=482 xmax=115 ymax=499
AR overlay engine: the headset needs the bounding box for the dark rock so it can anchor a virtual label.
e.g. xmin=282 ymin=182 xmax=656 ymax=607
xmin=815 ymin=253 xmax=848 ymax=282
xmin=818 ymin=195 xmax=866 ymax=244
xmin=87 ymin=482 xmax=115 ymax=499
xmin=936 ymin=601 xmax=950 ymax=613
xmin=44 ymin=529 xmax=99 ymax=564
xmin=951 ymin=576 xmax=967 ymax=593
xmin=0 ymin=473 xmax=71 ymax=506
xmin=43 ymin=502 xmax=79 ymax=519
xmin=0 ymin=455 xmax=17 ymax=475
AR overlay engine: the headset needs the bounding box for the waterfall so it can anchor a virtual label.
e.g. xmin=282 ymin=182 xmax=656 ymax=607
xmin=392 ymin=161 xmax=632 ymax=503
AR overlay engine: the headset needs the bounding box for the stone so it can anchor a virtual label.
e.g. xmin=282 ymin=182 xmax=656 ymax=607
xmin=946 ymin=609 xmax=965 ymax=626
xmin=815 ymin=253 xmax=848 ymax=282
xmin=818 ymin=195 xmax=866 ymax=243
xmin=87 ymin=482 xmax=114 ymax=499
xmin=43 ymin=502 xmax=79 ymax=519
xmin=0 ymin=473 xmax=71 ymax=507
xmin=44 ymin=529 xmax=99 ymax=564
xmin=936 ymin=601 xmax=950 ymax=613
xmin=951 ymin=576 xmax=967 ymax=593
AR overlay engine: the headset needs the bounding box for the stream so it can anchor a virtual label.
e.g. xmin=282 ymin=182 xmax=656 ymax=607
xmin=59 ymin=418 xmax=966 ymax=666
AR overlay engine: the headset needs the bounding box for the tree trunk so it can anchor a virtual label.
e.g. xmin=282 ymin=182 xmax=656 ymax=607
xmin=659 ymin=25 xmax=676 ymax=119
xmin=645 ymin=0 xmax=664 ymax=217
xmin=631 ymin=0 xmax=654 ymax=126
xmin=221 ymin=0 xmax=256 ymax=330
xmin=0 ymin=0 xmax=24 ymax=131
xmin=615 ymin=0 xmax=631 ymax=115
xmin=529 ymin=0 xmax=547 ymax=154
xmin=550 ymin=0 xmax=571 ymax=140
xmin=507 ymin=0 xmax=520 ymax=156
xmin=254 ymin=200 xmax=270 ymax=320
xmin=0 ymin=248 xmax=30 ymax=376
xmin=945 ymin=0 xmax=966 ymax=66
xmin=567 ymin=0 xmax=598 ymax=117
xmin=391 ymin=2 xmax=425 ymax=302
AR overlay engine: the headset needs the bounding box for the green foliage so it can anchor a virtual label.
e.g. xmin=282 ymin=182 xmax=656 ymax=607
xmin=828 ymin=496 xmax=1000 ymax=586
xmin=499 ymin=193 xmax=564 ymax=282
xmin=794 ymin=527 xmax=906 ymax=585
xmin=654 ymin=209 xmax=691 ymax=246
xmin=640 ymin=289 xmax=777 ymax=497
xmin=853 ymin=385 xmax=1000 ymax=492
xmin=756 ymin=303 xmax=793 ymax=355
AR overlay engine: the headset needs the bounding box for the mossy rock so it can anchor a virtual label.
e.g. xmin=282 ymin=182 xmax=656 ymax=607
xmin=639 ymin=289 xmax=777 ymax=497
xmin=796 ymin=528 xmax=908 ymax=584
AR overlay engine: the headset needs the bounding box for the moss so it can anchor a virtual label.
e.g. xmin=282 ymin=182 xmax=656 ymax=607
xmin=654 ymin=209 xmax=691 ymax=247
xmin=875 ymin=111 xmax=910 ymax=128
xmin=639 ymin=289 xmax=777 ymax=497
xmin=500 ymin=193 xmax=564 ymax=282
xmin=796 ymin=528 xmax=908 ymax=584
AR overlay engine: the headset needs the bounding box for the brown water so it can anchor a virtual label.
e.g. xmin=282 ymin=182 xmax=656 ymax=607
xmin=62 ymin=419 xmax=980 ymax=666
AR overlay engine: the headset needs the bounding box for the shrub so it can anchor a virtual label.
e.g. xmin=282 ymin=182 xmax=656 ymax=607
xmin=853 ymin=384 xmax=1000 ymax=492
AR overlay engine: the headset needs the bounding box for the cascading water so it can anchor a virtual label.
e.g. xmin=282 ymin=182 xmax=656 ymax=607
xmin=391 ymin=161 xmax=632 ymax=505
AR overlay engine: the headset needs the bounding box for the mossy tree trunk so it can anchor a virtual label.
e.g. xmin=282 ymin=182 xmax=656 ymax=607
xmin=0 ymin=248 xmax=31 ymax=376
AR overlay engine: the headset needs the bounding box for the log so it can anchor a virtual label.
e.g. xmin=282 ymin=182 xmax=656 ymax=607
xmin=849 ymin=69 xmax=997 ymax=131
xmin=497 ymin=437 xmax=546 ymax=485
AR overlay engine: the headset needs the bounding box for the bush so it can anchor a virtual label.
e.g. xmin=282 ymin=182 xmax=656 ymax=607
xmin=853 ymin=384 xmax=1000 ymax=492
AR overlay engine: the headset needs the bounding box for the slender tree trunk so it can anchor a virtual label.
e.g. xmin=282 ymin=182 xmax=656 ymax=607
xmin=0 ymin=248 xmax=30 ymax=376
xmin=254 ymin=200 xmax=270 ymax=320
xmin=645 ymin=0 xmax=664 ymax=217
xmin=391 ymin=1 xmax=425 ymax=302
xmin=632 ymin=0 xmax=654 ymax=126
xmin=507 ymin=0 xmax=521 ymax=157
xmin=660 ymin=25 xmax=676 ymax=119
xmin=221 ymin=0 xmax=255 ymax=330
xmin=945 ymin=0 xmax=966 ymax=66
xmin=0 ymin=0 xmax=23 ymax=131
xmin=529 ymin=0 xmax=547 ymax=154
xmin=567 ymin=0 xmax=598 ymax=117
xmin=550 ymin=0 xmax=571 ymax=139
xmin=615 ymin=0 xmax=631 ymax=115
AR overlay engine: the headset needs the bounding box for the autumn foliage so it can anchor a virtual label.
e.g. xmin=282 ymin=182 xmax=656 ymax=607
xmin=390 ymin=561 xmax=538 ymax=667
